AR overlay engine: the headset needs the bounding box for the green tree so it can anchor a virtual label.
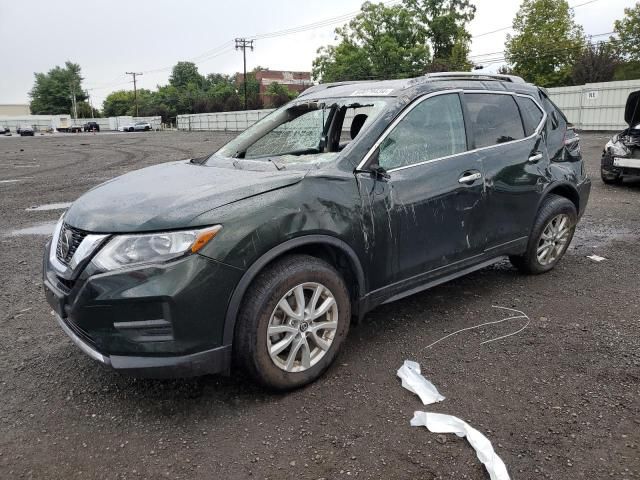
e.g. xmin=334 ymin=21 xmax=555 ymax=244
xmin=404 ymin=0 xmax=476 ymax=69
xmin=76 ymin=101 xmax=101 ymax=118
xmin=312 ymin=1 xmax=432 ymax=82
xmin=169 ymin=61 xmax=205 ymax=88
xmin=572 ymin=41 xmax=619 ymax=85
xmin=614 ymin=2 xmax=640 ymax=61
xmin=102 ymin=90 xmax=136 ymax=117
xmin=505 ymin=0 xmax=585 ymax=87
xmin=265 ymin=82 xmax=297 ymax=107
xmin=29 ymin=61 xmax=88 ymax=115
xmin=205 ymin=74 xmax=241 ymax=111
xmin=245 ymin=72 xmax=263 ymax=109
xmin=614 ymin=61 xmax=640 ymax=80
xmin=312 ymin=0 xmax=475 ymax=82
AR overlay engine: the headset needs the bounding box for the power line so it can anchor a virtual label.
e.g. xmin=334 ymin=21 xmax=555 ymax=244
xmin=82 ymin=0 xmax=609 ymax=99
xmin=470 ymin=31 xmax=615 ymax=60
xmin=247 ymin=0 xmax=402 ymax=41
xmin=470 ymin=0 xmax=604 ymax=39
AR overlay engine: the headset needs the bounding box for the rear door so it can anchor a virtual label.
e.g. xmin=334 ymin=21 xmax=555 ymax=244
xmin=463 ymin=92 xmax=547 ymax=250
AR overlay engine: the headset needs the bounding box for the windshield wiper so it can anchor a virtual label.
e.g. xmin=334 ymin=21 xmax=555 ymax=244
xmin=269 ymin=158 xmax=286 ymax=170
xmin=189 ymin=155 xmax=209 ymax=165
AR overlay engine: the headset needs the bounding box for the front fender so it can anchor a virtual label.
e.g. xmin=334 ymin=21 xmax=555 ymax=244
xmin=219 ymin=234 xmax=366 ymax=345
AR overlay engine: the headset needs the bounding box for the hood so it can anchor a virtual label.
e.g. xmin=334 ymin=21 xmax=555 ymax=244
xmin=625 ymin=90 xmax=640 ymax=127
xmin=64 ymin=160 xmax=305 ymax=233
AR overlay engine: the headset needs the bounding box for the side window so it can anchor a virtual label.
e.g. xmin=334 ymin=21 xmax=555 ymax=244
xmin=378 ymin=94 xmax=467 ymax=170
xmin=516 ymin=96 xmax=544 ymax=136
xmin=465 ymin=93 xmax=525 ymax=148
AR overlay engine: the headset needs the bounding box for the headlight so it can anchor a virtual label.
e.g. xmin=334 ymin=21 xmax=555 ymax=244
xmin=92 ymin=225 xmax=221 ymax=271
xmin=606 ymin=138 xmax=630 ymax=157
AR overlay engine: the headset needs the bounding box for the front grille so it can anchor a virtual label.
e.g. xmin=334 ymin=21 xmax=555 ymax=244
xmin=56 ymin=223 xmax=88 ymax=265
xmin=56 ymin=276 xmax=75 ymax=293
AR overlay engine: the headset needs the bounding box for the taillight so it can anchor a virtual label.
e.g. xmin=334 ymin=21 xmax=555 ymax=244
xmin=563 ymin=129 xmax=580 ymax=147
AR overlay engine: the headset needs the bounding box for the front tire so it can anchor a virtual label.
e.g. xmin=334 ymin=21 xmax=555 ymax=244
xmin=510 ymin=194 xmax=577 ymax=274
xmin=234 ymin=254 xmax=351 ymax=390
xmin=601 ymin=168 xmax=623 ymax=185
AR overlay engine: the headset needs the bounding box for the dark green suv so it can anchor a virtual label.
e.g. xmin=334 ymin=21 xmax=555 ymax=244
xmin=43 ymin=73 xmax=590 ymax=389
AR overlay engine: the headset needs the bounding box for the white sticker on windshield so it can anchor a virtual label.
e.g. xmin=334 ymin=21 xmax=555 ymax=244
xmin=351 ymin=88 xmax=394 ymax=96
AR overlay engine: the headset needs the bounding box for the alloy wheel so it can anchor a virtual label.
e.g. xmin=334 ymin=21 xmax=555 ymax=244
xmin=267 ymin=282 xmax=339 ymax=373
xmin=536 ymin=213 xmax=573 ymax=266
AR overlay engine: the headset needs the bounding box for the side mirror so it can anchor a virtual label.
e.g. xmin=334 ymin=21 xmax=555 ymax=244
xmin=370 ymin=164 xmax=390 ymax=180
xmin=367 ymin=148 xmax=390 ymax=179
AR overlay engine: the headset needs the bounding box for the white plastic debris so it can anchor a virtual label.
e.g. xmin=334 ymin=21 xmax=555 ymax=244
xmin=411 ymin=412 xmax=510 ymax=480
xmin=397 ymin=360 xmax=445 ymax=405
xmin=587 ymin=254 xmax=606 ymax=262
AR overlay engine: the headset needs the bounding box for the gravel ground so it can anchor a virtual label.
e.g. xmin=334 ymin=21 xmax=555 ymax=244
xmin=0 ymin=131 xmax=638 ymax=479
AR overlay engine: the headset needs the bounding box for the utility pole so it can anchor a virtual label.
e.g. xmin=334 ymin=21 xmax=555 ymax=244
xmin=87 ymin=93 xmax=95 ymax=118
xmin=125 ymin=72 xmax=143 ymax=116
xmin=70 ymin=83 xmax=78 ymax=121
xmin=235 ymin=38 xmax=254 ymax=110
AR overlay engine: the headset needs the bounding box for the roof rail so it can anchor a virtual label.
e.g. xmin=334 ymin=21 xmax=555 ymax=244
xmin=425 ymin=71 xmax=526 ymax=84
xmin=299 ymin=80 xmax=372 ymax=97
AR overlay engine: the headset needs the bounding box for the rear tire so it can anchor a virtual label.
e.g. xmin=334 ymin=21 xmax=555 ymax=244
xmin=234 ymin=254 xmax=351 ymax=390
xmin=509 ymin=194 xmax=577 ymax=274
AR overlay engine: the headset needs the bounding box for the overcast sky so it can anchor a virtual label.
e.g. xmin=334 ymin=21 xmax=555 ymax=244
xmin=0 ymin=0 xmax=632 ymax=107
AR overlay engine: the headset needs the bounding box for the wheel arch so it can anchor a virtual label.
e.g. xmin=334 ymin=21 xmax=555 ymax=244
xmin=539 ymin=181 xmax=580 ymax=214
xmin=222 ymin=235 xmax=366 ymax=345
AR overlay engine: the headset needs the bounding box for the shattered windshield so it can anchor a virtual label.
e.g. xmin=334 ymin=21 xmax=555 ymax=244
xmin=211 ymin=97 xmax=390 ymax=165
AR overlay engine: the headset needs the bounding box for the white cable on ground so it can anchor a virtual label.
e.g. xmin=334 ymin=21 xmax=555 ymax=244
xmin=420 ymin=305 xmax=530 ymax=351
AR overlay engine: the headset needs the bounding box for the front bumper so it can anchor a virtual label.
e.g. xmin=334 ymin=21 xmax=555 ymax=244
xmin=54 ymin=313 xmax=231 ymax=377
xmin=602 ymin=152 xmax=640 ymax=177
xmin=44 ymin=241 xmax=244 ymax=377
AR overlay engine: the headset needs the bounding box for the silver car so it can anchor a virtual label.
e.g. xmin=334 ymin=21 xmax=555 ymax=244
xmin=133 ymin=121 xmax=152 ymax=131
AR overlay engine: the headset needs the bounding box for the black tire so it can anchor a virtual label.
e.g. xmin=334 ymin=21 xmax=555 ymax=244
xmin=234 ymin=254 xmax=351 ymax=390
xmin=601 ymin=168 xmax=623 ymax=185
xmin=509 ymin=194 xmax=577 ymax=274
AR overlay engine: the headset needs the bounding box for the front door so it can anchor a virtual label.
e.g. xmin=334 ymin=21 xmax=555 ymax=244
xmin=356 ymin=92 xmax=487 ymax=293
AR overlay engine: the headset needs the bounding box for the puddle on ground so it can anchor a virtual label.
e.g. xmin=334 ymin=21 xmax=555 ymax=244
xmin=25 ymin=202 xmax=71 ymax=211
xmin=0 ymin=179 xmax=25 ymax=184
xmin=570 ymin=222 xmax=638 ymax=252
xmin=7 ymin=222 xmax=57 ymax=236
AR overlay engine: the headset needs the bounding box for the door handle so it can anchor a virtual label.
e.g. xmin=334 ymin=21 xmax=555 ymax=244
xmin=458 ymin=172 xmax=482 ymax=184
xmin=528 ymin=152 xmax=544 ymax=163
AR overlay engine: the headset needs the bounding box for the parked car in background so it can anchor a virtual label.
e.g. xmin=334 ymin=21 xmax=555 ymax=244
xmin=83 ymin=121 xmax=100 ymax=132
xmin=118 ymin=124 xmax=135 ymax=132
xmin=18 ymin=125 xmax=34 ymax=136
xmin=601 ymin=90 xmax=640 ymax=184
xmin=2 ymin=126 xmax=10 ymax=136
xmin=133 ymin=121 xmax=152 ymax=131
xmin=43 ymin=72 xmax=590 ymax=389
